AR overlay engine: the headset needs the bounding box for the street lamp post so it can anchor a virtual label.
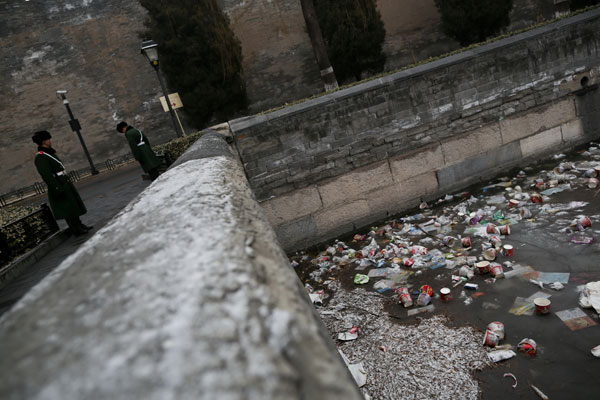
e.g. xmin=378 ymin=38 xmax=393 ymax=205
xmin=140 ymin=40 xmax=182 ymax=138
xmin=56 ymin=90 xmax=99 ymax=175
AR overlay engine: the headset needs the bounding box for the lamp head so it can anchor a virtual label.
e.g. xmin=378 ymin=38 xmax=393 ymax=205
xmin=140 ymin=40 xmax=159 ymax=67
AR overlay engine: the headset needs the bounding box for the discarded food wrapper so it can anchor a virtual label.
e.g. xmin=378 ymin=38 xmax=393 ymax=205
xmin=584 ymin=281 xmax=600 ymax=315
xmin=503 ymin=373 xmax=518 ymax=388
xmin=410 ymin=245 xmax=428 ymax=255
xmin=483 ymin=329 xmax=501 ymax=347
xmin=459 ymin=266 xmax=475 ymax=279
xmin=420 ymin=285 xmax=434 ymax=296
xmin=488 ymin=349 xmax=516 ymax=362
xmin=556 ymin=307 xmax=598 ymax=331
xmin=569 ymin=235 xmax=594 ymax=244
xmin=407 ymin=304 xmax=434 ymax=316
xmin=487 ymin=321 xmax=505 ymax=340
xmin=417 ymin=292 xmax=432 ymax=306
xmin=354 ymin=274 xmax=369 ymax=285
xmin=549 ymin=282 xmax=564 ymax=291
xmin=309 ymin=293 xmax=324 ymax=305
xmin=465 ymin=283 xmax=478 ymax=290
xmin=517 ymin=338 xmax=537 ymax=356
xmin=591 ymin=345 xmax=600 ymax=358
xmin=338 ymin=326 xmax=359 ymax=341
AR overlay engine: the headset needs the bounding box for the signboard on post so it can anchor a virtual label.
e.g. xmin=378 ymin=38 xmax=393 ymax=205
xmin=159 ymin=93 xmax=185 ymax=136
xmin=159 ymin=92 xmax=183 ymax=111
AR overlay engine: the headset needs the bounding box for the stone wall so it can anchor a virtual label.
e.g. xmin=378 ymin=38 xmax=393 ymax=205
xmin=219 ymin=0 xmax=323 ymax=112
xmin=230 ymin=9 xmax=600 ymax=251
xmin=0 ymin=0 xmax=176 ymax=194
xmin=0 ymin=132 xmax=362 ymax=400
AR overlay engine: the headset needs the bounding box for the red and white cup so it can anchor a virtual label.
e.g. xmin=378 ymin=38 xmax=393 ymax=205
xmin=588 ymin=178 xmax=599 ymax=189
xmin=509 ymin=199 xmax=519 ymax=207
xmin=475 ymin=261 xmax=490 ymax=274
xmin=487 ymin=321 xmax=505 ymax=340
xmin=486 ymin=224 xmax=497 ymax=234
xmin=396 ymin=287 xmax=413 ymax=308
xmin=490 ymin=263 xmax=504 ymax=278
xmin=578 ymin=216 xmax=592 ymax=229
xmin=498 ymin=225 xmax=511 ymax=236
xmin=440 ymin=287 xmax=452 ymax=302
xmin=502 ymin=244 xmax=514 ymax=257
xmin=461 ymin=236 xmax=472 ymax=248
xmin=534 ymin=297 xmax=551 ymax=314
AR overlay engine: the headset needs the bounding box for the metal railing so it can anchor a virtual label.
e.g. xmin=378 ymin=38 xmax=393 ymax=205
xmin=0 ymin=154 xmax=138 ymax=208
xmin=0 ymin=203 xmax=59 ymax=266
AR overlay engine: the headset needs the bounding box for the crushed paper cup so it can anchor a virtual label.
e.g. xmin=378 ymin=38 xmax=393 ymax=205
xmin=338 ymin=326 xmax=359 ymax=341
xmin=592 ymin=345 xmax=600 ymax=358
xmin=483 ymin=329 xmax=501 ymax=347
xmin=518 ymin=338 xmax=537 ymax=356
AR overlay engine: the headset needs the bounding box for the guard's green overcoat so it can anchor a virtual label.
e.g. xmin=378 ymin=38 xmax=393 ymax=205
xmin=34 ymin=150 xmax=87 ymax=219
xmin=125 ymin=128 xmax=161 ymax=173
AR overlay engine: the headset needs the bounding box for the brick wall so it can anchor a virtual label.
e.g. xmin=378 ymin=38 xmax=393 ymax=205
xmin=0 ymin=0 xmax=175 ymax=194
xmin=230 ymin=9 xmax=600 ymax=251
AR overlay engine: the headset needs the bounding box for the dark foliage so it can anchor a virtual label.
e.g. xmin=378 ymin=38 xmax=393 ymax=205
xmin=434 ymin=0 xmax=514 ymax=46
xmin=570 ymin=0 xmax=600 ymax=11
xmin=139 ymin=0 xmax=247 ymax=128
xmin=313 ymin=0 xmax=386 ymax=83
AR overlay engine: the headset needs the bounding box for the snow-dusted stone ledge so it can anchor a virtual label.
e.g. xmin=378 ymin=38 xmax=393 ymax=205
xmin=0 ymin=132 xmax=361 ymax=400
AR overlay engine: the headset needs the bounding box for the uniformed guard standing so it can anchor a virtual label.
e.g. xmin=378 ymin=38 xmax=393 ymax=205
xmin=116 ymin=121 xmax=161 ymax=181
xmin=32 ymin=130 xmax=92 ymax=236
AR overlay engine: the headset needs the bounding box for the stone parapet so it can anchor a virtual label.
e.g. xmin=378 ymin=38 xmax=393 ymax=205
xmin=0 ymin=133 xmax=361 ymax=400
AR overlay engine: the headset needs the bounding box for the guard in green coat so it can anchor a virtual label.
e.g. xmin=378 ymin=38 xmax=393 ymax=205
xmin=32 ymin=130 xmax=92 ymax=236
xmin=117 ymin=121 xmax=161 ymax=181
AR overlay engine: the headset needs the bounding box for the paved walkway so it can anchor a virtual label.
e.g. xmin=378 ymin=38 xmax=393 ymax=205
xmin=0 ymin=163 xmax=151 ymax=316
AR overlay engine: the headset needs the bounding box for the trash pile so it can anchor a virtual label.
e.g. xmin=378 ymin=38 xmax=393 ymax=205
xmin=291 ymin=143 xmax=600 ymax=398
xmin=318 ymin=281 xmax=490 ymax=400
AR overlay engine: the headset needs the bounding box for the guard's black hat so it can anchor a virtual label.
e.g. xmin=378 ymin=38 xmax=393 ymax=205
xmin=32 ymin=130 xmax=51 ymax=145
xmin=116 ymin=121 xmax=128 ymax=133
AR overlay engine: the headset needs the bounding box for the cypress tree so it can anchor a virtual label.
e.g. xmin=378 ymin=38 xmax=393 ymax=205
xmin=434 ymin=0 xmax=514 ymax=46
xmin=570 ymin=0 xmax=600 ymax=11
xmin=313 ymin=0 xmax=386 ymax=83
xmin=139 ymin=0 xmax=247 ymax=128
